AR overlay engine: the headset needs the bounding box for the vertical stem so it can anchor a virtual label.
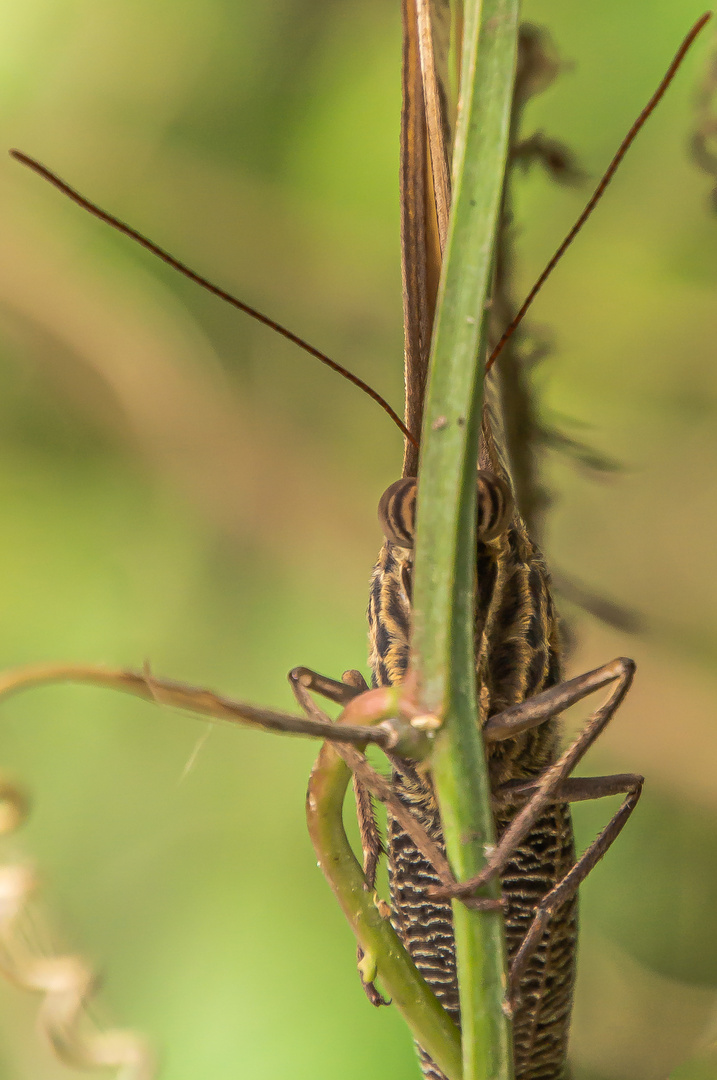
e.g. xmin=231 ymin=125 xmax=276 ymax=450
xmin=410 ymin=2 xmax=519 ymax=1078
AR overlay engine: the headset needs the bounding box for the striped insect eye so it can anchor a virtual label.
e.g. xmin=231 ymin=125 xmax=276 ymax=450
xmin=476 ymin=470 xmax=514 ymax=541
xmin=378 ymin=472 xmax=513 ymax=548
xmin=378 ymin=478 xmax=416 ymax=548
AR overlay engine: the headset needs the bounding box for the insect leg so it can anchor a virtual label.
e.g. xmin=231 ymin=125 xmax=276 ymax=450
xmin=288 ymin=666 xmax=465 ymax=891
xmin=505 ymin=771 xmax=643 ymax=1002
xmin=288 ymin=665 xmax=365 ymax=706
xmin=430 ymin=655 xmax=635 ymax=901
xmin=482 ymin=655 xmax=634 ymax=743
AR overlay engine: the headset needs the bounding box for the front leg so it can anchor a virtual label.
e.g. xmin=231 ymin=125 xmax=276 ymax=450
xmin=431 ymin=656 xmax=635 ymax=902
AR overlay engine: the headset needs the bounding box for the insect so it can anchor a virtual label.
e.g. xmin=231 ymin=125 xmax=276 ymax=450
xmin=301 ymin=9 xmax=708 ymax=1080
xmin=4 ymin=2 xmax=712 ymax=1080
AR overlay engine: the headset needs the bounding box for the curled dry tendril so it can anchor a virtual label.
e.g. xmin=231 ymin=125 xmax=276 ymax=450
xmin=0 ymin=778 xmax=154 ymax=1078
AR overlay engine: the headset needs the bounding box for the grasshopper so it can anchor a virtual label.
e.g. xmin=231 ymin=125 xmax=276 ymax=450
xmin=9 ymin=6 xmax=710 ymax=1079
xmin=300 ymin=9 xmax=707 ymax=1079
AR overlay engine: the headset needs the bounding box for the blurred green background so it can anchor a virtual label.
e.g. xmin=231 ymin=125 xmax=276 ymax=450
xmin=0 ymin=1 xmax=715 ymax=1077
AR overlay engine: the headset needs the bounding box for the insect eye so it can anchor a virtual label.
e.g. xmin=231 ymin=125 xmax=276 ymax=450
xmin=378 ymin=472 xmax=513 ymax=548
xmin=378 ymin=478 xmax=417 ymax=548
xmin=476 ymin=471 xmax=514 ymax=541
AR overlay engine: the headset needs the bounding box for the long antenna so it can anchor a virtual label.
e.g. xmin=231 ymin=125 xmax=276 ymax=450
xmin=486 ymin=11 xmax=712 ymax=373
xmin=10 ymin=149 xmax=418 ymax=449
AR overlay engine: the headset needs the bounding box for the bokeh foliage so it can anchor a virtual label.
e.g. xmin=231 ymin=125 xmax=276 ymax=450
xmin=0 ymin=1 xmax=715 ymax=1078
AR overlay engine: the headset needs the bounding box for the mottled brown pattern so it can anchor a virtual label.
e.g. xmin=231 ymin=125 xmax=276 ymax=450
xmin=367 ymin=386 xmax=576 ymax=1080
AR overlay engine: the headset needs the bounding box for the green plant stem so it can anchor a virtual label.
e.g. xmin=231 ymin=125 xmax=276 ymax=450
xmin=306 ymin=740 xmax=463 ymax=1080
xmin=410 ymin=2 xmax=520 ymax=1079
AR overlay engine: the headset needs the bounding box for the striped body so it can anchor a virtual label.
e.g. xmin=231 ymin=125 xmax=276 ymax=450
xmin=368 ymin=382 xmax=577 ymax=1080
